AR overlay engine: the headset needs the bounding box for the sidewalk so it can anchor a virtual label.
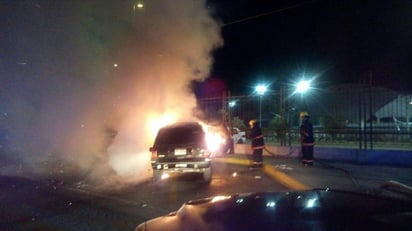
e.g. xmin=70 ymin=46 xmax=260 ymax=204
xmin=213 ymin=154 xmax=412 ymax=191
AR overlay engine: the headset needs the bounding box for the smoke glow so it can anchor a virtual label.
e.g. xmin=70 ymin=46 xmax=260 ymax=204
xmin=0 ymin=0 xmax=223 ymax=188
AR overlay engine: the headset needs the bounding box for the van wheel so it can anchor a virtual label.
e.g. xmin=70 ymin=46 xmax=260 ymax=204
xmin=202 ymin=166 xmax=212 ymax=183
xmin=152 ymin=170 xmax=163 ymax=182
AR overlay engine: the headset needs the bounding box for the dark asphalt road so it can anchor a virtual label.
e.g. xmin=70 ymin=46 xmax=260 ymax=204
xmin=0 ymin=161 xmax=287 ymax=230
xmin=215 ymin=154 xmax=412 ymax=194
xmin=1 ymin=155 xmax=411 ymax=230
xmin=0 ymin=175 xmax=141 ymax=231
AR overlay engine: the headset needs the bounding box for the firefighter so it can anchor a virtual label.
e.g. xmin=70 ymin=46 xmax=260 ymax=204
xmin=249 ymin=119 xmax=264 ymax=167
xmin=300 ymin=112 xmax=315 ymax=166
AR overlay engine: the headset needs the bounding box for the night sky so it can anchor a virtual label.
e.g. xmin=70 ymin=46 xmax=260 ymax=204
xmin=207 ymin=0 xmax=412 ymax=95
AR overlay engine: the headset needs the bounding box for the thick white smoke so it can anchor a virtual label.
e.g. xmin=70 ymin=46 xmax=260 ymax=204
xmin=0 ymin=0 xmax=222 ymax=188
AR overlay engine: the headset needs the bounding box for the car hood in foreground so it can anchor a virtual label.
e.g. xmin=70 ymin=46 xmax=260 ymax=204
xmin=136 ymin=188 xmax=412 ymax=231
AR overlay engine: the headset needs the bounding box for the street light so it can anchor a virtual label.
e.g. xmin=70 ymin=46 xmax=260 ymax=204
xmin=294 ymin=79 xmax=312 ymax=112
xmin=133 ymin=1 xmax=144 ymax=11
xmin=293 ymin=79 xmax=312 ymax=114
xmin=229 ymin=100 xmax=237 ymax=108
xmin=295 ymin=80 xmax=311 ymax=94
xmin=255 ymin=85 xmax=267 ymax=127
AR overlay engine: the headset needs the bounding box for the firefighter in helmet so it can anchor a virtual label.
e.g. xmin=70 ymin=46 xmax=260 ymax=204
xmin=299 ymin=112 xmax=315 ymax=165
xmin=249 ymin=119 xmax=264 ymax=167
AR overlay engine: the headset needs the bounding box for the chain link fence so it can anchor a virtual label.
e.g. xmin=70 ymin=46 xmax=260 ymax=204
xmin=197 ymin=84 xmax=412 ymax=150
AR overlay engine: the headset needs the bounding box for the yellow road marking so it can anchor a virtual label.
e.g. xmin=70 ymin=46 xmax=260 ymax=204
xmin=213 ymin=157 xmax=309 ymax=190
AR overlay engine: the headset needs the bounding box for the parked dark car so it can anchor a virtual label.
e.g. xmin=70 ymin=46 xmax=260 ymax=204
xmin=150 ymin=122 xmax=212 ymax=183
xmin=136 ymin=187 xmax=412 ymax=231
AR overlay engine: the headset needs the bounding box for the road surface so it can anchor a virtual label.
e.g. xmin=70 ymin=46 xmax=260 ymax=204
xmin=0 ymin=161 xmax=287 ymax=231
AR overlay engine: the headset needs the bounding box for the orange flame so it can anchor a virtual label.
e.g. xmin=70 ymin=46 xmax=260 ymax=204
xmin=147 ymin=113 xmax=228 ymax=154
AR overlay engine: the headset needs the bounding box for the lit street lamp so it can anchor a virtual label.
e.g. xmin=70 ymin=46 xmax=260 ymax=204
xmin=229 ymin=100 xmax=236 ymax=108
xmin=133 ymin=1 xmax=144 ymax=11
xmin=293 ymin=79 xmax=312 ymax=113
xmin=255 ymin=85 xmax=267 ymax=127
xmin=295 ymin=79 xmax=311 ymax=94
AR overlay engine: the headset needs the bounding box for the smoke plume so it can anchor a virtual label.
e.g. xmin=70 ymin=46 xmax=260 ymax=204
xmin=0 ymin=0 xmax=222 ymax=188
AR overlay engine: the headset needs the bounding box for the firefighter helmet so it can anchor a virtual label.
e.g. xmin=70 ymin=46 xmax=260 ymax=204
xmin=300 ymin=111 xmax=309 ymax=118
xmin=249 ymin=119 xmax=257 ymax=127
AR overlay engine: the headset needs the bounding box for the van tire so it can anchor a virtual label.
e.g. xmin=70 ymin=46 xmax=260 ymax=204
xmin=152 ymin=170 xmax=163 ymax=182
xmin=202 ymin=166 xmax=212 ymax=183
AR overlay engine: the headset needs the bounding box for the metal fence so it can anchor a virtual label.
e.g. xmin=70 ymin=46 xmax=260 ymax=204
xmin=197 ymin=84 xmax=412 ymax=150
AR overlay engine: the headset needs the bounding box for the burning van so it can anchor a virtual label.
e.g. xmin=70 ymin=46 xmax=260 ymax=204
xmin=150 ymin=122 xmax=214 ymax=183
